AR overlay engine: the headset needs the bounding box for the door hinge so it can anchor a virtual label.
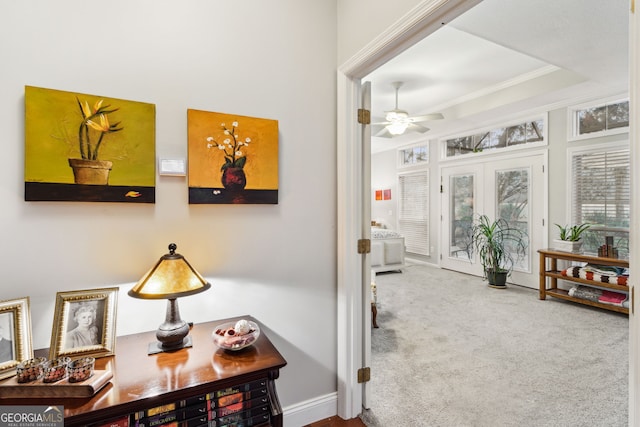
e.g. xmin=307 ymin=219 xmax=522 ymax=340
xmin=358 ymin=239 xmax=371 ymax=254
xmin=357 ymin=367 xmax=371 ymax=383
xmin=632 ymin=286 xmax=635 ymax=315
xmin=357 ymin=109 xmax=371 ymax=125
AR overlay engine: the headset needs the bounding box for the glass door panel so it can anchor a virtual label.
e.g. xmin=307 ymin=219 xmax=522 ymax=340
xmin=496 ymin=168 xmax=530 ymax=272
xmin=450 ymin=174 xmax=474 ymax=260
xmin=440 ymin=163 xmax=484 ymax=277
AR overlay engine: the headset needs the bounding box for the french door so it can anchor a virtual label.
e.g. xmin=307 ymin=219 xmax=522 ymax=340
xmin=440 ymin=152 xmax=547 ymax=289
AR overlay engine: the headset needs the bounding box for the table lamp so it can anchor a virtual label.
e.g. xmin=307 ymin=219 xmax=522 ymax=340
xmin=129 ymin=243 xmax=211 ymax=354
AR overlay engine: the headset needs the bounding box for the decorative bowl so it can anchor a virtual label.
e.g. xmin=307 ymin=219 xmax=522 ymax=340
xmin=16 ymin=357 xmax=47 ymax=383
xmin=68 ymin=357 xmax=95 ymax=383
xmin=43 ymin=356 xmax=71 ymax=383
xmin=212 ymin=320 xmax=260 ymax=351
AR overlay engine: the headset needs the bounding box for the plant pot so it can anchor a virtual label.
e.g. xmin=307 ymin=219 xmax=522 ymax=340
xmin=68 ymin=158 xmax=113 ymax=185
xmin=552 ymin=239 xmax=583 ymax=253
xmin=221 ymin=167 xmax=246 ymax=191
xmin=485 ymin=269 xmax=508 ymax=289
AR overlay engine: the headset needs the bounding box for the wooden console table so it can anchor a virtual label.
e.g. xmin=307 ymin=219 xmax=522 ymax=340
xmin=538 ymin=249 xmax=630 ymax=314
xmin=0 ymin=316 xmax=287 ymax=427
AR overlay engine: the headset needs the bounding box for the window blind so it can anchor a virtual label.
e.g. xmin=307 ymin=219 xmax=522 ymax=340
xmin=571 ymin=147 xmax=630 ymax=256
xmin=398 ymin=172 xmax=429 ymax=256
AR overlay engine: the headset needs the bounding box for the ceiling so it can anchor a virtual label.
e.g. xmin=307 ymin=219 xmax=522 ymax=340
xmin=365 ymin=0 xmax=629 ymax=154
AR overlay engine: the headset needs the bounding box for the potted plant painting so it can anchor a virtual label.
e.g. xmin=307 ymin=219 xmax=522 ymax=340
xmin=469 ymin=214 xmax=528 ymax=289
xmin=553 ymin=223 xmax=591 ymax=253
xmin=206 ymin=121 xmax=252 ymax=191
xmin=68 ymin=97 xmax=124 ymax=185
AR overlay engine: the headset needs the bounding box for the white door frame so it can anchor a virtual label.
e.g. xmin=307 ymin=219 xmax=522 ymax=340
xmin=336 ymin=0 xmax=481 ymax=419
xmin=337 ymin=1 xmax=639 ymax=424
xmin=629 ymin=4 xmax=639 ymax=426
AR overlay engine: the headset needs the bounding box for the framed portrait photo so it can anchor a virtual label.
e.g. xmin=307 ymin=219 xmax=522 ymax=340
xmin=49 ymin=288 xmax=118 ymax=360
xmin=0 ymin=297 xmax=34 ymax=380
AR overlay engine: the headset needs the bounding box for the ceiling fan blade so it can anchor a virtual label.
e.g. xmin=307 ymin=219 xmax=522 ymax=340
xmin=406 ymin=123 xmax=431 ymax=133
xmin=371 ymin=120 xmax=392 ymax=126
xmin=407 ymin=113 xmax=444 ymax=123
xmin=374 ymin=127 xmax=393 ymax=138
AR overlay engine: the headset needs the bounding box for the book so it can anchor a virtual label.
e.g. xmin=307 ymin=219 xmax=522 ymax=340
xmin=91 ymin=416 xmax=130 ymax=427
xmin=132 ymin=395 xmax=208 ymax=420
xmin=150 ymin=413 xmax=209 ymax=427
xmin=208 ymin=379 xmax=267 ymax=400
xmin=209 ymin=387 xmax=268 ymax=408
xmin=217 ymin=413 xmax=271 ymax=427
xmin=216 ymin=406 xmax=270 ymax=425
xmin=134 ymin=403 xmax=208 ymax=427
xmin=215 ymin=396 xmax=269 ymax=418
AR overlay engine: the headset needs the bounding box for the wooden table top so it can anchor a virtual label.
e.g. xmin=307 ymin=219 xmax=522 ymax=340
xmin=0 ymin=315 xmax=287 ymax=424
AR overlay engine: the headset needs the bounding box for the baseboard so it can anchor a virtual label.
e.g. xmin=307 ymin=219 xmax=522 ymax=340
xmin=283 ymin=392 xmax=337 ymax=426
xmin=405 ymin=255 xmax=438 ymax=267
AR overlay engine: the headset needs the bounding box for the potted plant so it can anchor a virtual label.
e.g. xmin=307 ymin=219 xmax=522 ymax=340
xmin=206 ymin=120 xmax=252 ymax=191
xmin=553 ymin=223 xmax=591 ymax=253
xmin=68 ymin=97 xmax=124 ymax=185
xmin=469 ymin=214 xmax=528 ymax=289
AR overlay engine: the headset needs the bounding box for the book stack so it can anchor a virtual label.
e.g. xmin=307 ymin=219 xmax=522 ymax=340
xmin=90 ymin=378 xmax=271 ymax=427
xmin=598 ymin=236 xmax=619 ymax=258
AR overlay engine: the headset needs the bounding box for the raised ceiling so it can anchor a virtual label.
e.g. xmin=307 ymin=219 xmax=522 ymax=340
xmin=365 ymin=0 xmax=629 ymax=153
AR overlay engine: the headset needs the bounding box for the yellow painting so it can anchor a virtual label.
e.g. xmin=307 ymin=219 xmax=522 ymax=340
xmin=24 ymin=86 xmax=156 ymax=203
xmin=187 ymin=109 xmax=278 ymax=204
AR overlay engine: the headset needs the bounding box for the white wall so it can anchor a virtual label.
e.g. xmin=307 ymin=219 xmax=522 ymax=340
xmin=0 ymin=0 xmax=337 ymax=415
xmin=371 ymin=150 xmax=397 ymax=229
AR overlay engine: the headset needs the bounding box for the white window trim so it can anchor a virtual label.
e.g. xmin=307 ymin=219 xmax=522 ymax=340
xmin=439 ymin=113 xmax=548 ymax=162
xmin=567 ymin=94 xmax=629 ymax=142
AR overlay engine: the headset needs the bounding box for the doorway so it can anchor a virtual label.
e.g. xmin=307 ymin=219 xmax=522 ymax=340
xmin=440 ymin=151 xmax=546 ymax=289
xmin=337 ymin=0 xmax=638 ymax=423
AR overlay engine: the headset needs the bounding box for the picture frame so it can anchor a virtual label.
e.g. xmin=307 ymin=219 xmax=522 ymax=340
xmin=49 ymin=288 xmax=118 ymax=360
xmin=0 ymin=297 xmax=34 ymax=380
xmin=24 ymin=86 xmax=157 ymax=203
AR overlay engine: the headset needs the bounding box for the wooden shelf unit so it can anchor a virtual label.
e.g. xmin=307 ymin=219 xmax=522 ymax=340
xmin=538 ymin=249 xmax=629 ymax=315
xmin=0 ymin=316 xmax=287 ymax=427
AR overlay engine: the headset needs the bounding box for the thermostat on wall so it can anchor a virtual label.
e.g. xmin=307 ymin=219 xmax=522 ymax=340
xmin=159 ymin=158 xmax=186 ymax=176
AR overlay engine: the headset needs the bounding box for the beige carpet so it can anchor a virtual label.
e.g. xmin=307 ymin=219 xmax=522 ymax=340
xmin=361 ymin=262 xmax=628 ymax=427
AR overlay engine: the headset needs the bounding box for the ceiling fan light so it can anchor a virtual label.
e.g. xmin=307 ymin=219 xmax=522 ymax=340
xmin=385 ymin=111 xmax=408 ymax=122
xmin=388 ymin=122 xmax=409 ymax=135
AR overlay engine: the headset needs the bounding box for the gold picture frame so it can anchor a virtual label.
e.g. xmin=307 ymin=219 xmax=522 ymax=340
xmin=49 ymin=288 xmax=118 ymax=360
xmin=0 ymin=297 xmax=34 ymax=380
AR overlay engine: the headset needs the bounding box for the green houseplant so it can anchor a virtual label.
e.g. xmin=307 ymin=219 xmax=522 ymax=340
xmin=469 ymin=214 xmax=528 ymax=288
xmin=553 ymin=223 xmax=591 ymax=253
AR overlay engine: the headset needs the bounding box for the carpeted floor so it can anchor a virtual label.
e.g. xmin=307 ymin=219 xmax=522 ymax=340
xmin=361 ymin=262 xmax=628 ymax=427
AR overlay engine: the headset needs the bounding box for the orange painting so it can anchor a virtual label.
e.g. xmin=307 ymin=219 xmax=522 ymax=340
xmin=187 ymin=109 xmax=278 ymax=204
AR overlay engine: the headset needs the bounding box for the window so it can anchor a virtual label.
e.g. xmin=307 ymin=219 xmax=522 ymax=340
xmin=570 ymin=99 xmax=629 ymax=140
xmin=398 ymin=171 xmax=429 ymax=256
xmin=444 ymin=117 xmax=545 ymax=158
xmin=570 ymin=146 xmax=629 ymax=258
xmin=399 ymin=144 xmax=428 ymax=167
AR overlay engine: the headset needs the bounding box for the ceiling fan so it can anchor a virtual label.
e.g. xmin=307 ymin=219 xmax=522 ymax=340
xmin=372 ymin=81 xmax=444 ymax=138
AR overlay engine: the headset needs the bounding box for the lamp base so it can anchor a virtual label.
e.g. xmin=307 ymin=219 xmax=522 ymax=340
xmin=147 ymin=335 xmax=193 ymax=355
